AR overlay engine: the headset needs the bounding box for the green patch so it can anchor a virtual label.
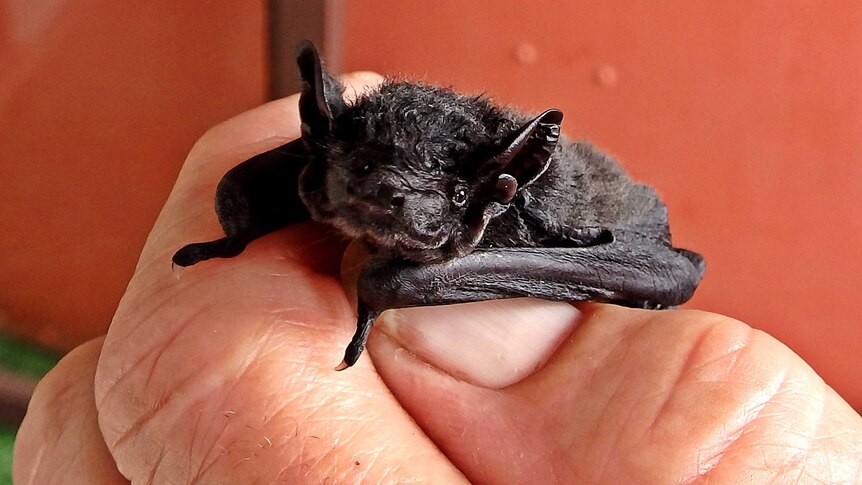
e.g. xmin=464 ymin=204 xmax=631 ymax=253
xmin=0 ymin=426 xmax=13 ymax=485
xmin=0 ymin=334 xmax=59 ymax=379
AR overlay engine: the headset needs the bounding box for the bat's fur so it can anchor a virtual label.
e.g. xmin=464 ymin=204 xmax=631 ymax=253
xmin=302 ymin=78 xmax=672 ymax=261
xmin=173 ymin=41 xmax=704 ymax=369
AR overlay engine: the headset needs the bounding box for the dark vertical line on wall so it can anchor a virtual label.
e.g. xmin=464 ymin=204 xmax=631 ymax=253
xmin=267 ymin=0 xmax=343 ymax=99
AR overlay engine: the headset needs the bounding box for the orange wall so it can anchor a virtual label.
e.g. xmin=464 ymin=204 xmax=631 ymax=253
xmin=0 ymin=2 xmax=857 ymax=409
xmin=0 ymin=1 xmax=267 ymax=348
xmin=340 ymin=1 xmax=861 ymax=407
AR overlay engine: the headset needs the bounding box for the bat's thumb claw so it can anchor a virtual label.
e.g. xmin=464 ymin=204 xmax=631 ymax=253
xmin=334 ymin=360 xmax=350 ymax=371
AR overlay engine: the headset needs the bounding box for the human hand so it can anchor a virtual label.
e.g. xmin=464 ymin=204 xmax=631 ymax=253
xmin=14 ymin=73 xmax=862 ymax=484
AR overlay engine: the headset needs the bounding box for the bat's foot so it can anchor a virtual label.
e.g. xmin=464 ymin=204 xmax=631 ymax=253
xmin=171 ymin=242 xmax=209 ymax=267
xmin=171 ymin=237 xmax=250 ymax=267
xmin=334 ymin=302 xmax=380 ymax=371
xmin=675 ymin=248 xmax=706 ymax=281
xmin=334 ymin=338 xmax=365 ymax=371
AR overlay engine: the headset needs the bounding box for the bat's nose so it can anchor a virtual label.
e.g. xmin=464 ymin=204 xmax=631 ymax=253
xmin=373 ymin=184 xmax=405 ymax=208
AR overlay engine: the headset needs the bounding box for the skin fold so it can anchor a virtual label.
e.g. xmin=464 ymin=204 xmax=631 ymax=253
xmin=13 ymin=72 xmax=862 ymax=484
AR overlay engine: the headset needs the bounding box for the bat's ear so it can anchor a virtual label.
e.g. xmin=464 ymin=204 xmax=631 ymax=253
xmin=450 ymin=110 xmax=562 ymax=256
xmin=296 ymin=40 xmax=346 ymax=139
xmin=479 ymin=109 xmax=563 ymax=202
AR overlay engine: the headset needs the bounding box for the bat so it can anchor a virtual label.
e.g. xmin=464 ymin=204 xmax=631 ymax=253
xmin=173 ymin=41 xmax=705 ymax=370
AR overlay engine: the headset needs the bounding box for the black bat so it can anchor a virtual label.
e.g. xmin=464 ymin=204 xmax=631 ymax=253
xmin=173 ymin=41 xmax=705 ymax=370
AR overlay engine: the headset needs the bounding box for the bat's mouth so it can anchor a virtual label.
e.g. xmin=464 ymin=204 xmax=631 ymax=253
xmin=299 ymin=162 xmax=449 ymax=256
xmin=336 ymin=206 xmax=447 ymax=251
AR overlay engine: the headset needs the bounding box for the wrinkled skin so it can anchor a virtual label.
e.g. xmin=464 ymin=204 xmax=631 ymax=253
xmin=14 ymin=73 xmax=862 ymax=484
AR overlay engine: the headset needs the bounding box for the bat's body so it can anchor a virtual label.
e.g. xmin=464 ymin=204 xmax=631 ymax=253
xmin=481 ymin=140 xmax=669 ymax=251
xmin=173 ymin=42 xmax=705 ymax=369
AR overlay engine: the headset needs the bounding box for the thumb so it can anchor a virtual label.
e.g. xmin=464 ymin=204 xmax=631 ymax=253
xmin=372 ymin=299 xmax=579 ymax=388
xmin=364 ymin=298 xmax=584 ymax=485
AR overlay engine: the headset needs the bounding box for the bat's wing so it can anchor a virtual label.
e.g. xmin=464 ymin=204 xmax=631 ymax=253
xmin=172 ymin=42 xmax=343 ymax=267
xmin=171 ymin=139 xmax=312 ymax=267
xmin=337 ymin=239 xmax=704 ymax=368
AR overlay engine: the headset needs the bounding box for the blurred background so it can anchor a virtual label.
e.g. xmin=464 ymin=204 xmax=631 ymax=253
xmin=0 ymin=1 xmax=860 ymax=477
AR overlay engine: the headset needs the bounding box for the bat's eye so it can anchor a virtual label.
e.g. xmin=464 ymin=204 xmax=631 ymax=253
xmin=452 ymin=188 xmax=468 ymax=207
xmin=359 ymin=163 xmax=372 ymax=175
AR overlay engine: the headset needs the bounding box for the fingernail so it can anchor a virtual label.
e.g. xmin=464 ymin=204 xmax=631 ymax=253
xmin=375 ymin=298 xmax=580 ymax=388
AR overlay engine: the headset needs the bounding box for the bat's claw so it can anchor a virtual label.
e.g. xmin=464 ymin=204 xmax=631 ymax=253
xmin=334 ymin=343 xmax=362 ymax=371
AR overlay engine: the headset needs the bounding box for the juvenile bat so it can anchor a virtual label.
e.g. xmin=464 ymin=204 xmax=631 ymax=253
xmin=173 ymin=41 xmax=705 ymax=370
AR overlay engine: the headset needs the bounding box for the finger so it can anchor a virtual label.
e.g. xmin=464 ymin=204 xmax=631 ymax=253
xmin=95 ymin=74 xmax=469 ymax=484
xmin=14 ymin=337 xmax=128 ymax=484
xmin=371 ymin=304 xmax=862 ymax=484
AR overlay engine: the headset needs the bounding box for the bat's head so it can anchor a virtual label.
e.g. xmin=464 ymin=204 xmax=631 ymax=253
xmin=294 ymin=41 xmax=563 ymax=262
